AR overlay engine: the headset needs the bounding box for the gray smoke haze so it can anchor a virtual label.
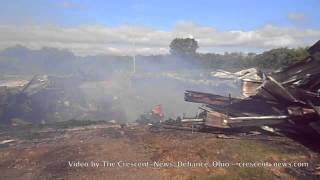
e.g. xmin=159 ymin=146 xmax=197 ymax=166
xmin=76 ymin=57 xmax=241 ymax=121
xmin=0 ymin=46 xmax=241 ymax=123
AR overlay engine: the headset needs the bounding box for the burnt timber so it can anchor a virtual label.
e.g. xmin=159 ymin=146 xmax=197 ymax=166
xmin=180 ymin=40 xmax=320 ymax=150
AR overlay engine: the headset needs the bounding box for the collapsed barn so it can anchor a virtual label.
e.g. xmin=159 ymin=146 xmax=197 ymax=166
xmin=156 ymin=40 xmax=320 ymax=148
xmin=0 ymin=75 xmax=126 ymax=125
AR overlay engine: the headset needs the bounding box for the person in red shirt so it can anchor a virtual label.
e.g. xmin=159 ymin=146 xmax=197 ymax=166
xmin=151 ymin=104 xmax=164 ymax=123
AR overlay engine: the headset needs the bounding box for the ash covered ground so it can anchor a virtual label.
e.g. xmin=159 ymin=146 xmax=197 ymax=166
xmin=0 ymin=121 xmax=319 ymax=180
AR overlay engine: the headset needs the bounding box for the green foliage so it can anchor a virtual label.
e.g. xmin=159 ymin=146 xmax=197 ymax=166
xmin=168 ymin=38 xmax=308 ymax=70
xmin=0 ymin=41 xmax=310 ymax=73
xmin=198 ymin=52 xmax=253 ymax=70
xmin=169 ymin=38 xmax=199 ymax=57
xmin=254 ymin=47 xmax=308 ymax=69
xmin=196 ymin=47 xmax=308 ymax=70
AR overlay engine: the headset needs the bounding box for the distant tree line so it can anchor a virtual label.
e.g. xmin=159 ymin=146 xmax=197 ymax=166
xmin=169 ymin=38 xmax=309 ymax=70
xmin=0 ymin=38 xmax=310 ymax=77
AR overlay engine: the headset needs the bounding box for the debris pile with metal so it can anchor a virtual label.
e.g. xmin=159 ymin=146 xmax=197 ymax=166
xmin=163 ymin=40 xmax=320 ymax=139
xmin=0 ymin=75 xmax=125 ymax=125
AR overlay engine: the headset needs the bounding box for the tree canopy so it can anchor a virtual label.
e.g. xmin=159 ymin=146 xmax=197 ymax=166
xmin=169 ymin=38 xmax=199 ymax=57
xmin=168 ymin=37 xmax=309 ymax=70
xmin=254 ymin=47 xmax=308 ymax=69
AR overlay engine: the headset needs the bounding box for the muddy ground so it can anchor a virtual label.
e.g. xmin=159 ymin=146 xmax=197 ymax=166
xmin=0 ymin=121 xmax=319 ymax=180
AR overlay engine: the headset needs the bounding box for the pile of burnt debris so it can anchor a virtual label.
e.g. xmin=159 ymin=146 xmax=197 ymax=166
xmin=159 ymin=40 xmax=320 ymax=147
xmin=0 ymin=75 xmax=125 ymax=125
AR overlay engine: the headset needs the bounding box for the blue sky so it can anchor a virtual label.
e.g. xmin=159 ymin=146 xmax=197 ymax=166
xmin=0 ymin=0 xmax=319 ymax=55
xmin=0 ymin=0 xmax=319 ymax=30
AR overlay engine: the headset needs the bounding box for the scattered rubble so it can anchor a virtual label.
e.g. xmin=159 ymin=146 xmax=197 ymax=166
xmin=211 ymin=68 xmax=264 ymax=97
xmin=0 ymin=75 xmax=126 ymax=124
xmin=212 ymin=67 xmax=263 ymax=81
xmin=158 ymin=40 xmax=320 ymax=151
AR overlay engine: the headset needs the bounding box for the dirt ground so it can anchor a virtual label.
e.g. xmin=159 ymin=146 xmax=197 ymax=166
xmin=0 ymin=122 xmax=319 ymax=180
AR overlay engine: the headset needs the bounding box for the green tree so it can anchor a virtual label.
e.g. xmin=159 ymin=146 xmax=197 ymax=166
xmin=254 ymin=47 xmax=308 ymax=69
xmin=169 ymin=38 xmax=199 ymax=57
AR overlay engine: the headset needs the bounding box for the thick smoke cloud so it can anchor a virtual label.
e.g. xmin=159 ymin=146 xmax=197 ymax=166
xmin=0 ymin=22 xmax=319 ymax=56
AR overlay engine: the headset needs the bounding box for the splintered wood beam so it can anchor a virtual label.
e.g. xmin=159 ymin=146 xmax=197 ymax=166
xmin=228 ymin=115 xmax=288 ymax=121
xmin=181 ymin=118 xmax=204 ymax=122
xmin=184 ymin=90 xmax=239 ymax=106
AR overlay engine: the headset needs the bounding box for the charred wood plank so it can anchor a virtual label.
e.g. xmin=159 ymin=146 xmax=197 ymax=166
xmin=184 ymin=90 xmax=240 ymax=106
xmin=227 ymin=118 xmax=287 ymax=127
xmin=272 ymin=56 xmax=320 ymax=88
xmin=257 ymin=76 xmax=304 ymax=105
xmin=308 ymin=40 xmax=320 ymax=55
